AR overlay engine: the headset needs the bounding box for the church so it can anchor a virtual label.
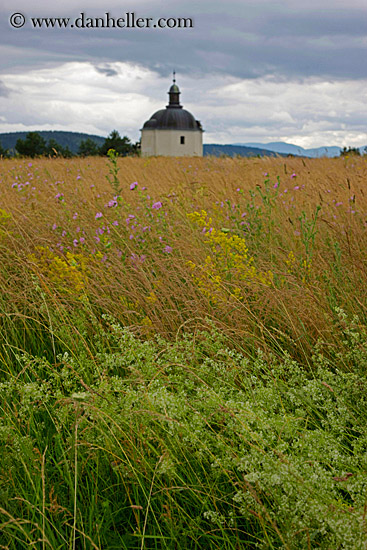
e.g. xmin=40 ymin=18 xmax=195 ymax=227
xmin=140 ymin=74 xmax=204 ymax=157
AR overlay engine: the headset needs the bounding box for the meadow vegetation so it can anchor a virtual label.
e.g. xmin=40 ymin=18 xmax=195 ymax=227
xmin=0 ymin=153 xmax=366 ymax=548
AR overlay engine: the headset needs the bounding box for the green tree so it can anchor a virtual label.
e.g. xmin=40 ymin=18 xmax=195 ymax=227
xmin=15 ymin=132 xmax=47 ymax=157
xmin=0 ymin=140 xmax=9 ymax=158
xmin=340 ymin=146 xmax=361 ymax=157
xmin=46 ymin=138 xmax=73 ymax=158
xmin=78 ymin=138 xmax=100 ymax=157
xmin=99 ymin=130 xmax=134 ymax=156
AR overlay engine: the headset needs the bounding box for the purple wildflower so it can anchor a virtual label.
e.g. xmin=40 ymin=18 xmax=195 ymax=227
xmin=294 ymin=186 xmax=300 ymax=190
xmin=152 ymin=201 xmax=162 ymax=210
xmin=73 ymin=239 xmax=78 ymax=247
xmin=130 ymin=181 xmax=138 ymax=190
xmin=335 ymin=202 xmax=343 ymax=207
xmin=79 ymin=237 xmax=86 ymax=244
xmin=130 ymin=253 xmax=146 ymax=265
xmin=52 ymin=223 xmax=57 ymax=230
xmin=95 ymin=212 xmax=103 ymax=219
xmin=291 ymin=173 xmax=297 ymax=178
xmin=112 ymin=221 xmax=119 ymax=226
xmin=73 ymin=212 xmax=78 ymax=219
xmin=164 ymin=245 xmax=173 ymax=253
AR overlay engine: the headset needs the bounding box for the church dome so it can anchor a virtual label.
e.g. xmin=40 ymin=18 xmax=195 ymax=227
xmin=142 ymin=74 xmax=203 ymax=132
xmin=143 ymin=108 xmax=201 ymax=131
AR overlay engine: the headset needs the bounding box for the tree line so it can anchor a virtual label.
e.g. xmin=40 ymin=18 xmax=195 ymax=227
xmin=0 ymin=130 xmax=140 ymax=158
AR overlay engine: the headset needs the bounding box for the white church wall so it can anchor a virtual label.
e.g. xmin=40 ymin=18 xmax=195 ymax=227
xmin=141 ymin=129 xmax=202 ymax=157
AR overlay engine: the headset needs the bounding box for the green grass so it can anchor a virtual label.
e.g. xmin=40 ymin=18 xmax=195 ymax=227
xmin=1 ymin=318 xmax=367 ymax=548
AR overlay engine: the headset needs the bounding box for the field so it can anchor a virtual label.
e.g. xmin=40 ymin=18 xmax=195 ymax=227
xmin=0 ymin=154 xmax=367 ymax=548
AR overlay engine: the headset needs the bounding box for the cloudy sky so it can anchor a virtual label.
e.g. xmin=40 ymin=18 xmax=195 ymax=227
xmin=1 ymin=0 xmax=367 ymax=147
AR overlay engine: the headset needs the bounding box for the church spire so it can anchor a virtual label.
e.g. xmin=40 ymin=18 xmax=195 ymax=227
xmin=168 ymin=72 xmax=181 ymax=108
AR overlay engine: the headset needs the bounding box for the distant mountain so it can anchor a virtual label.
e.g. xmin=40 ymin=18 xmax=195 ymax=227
xmin=203 ymin=144 xmax=286 ymax=158
xmin=234 ymin=141 xmax=344 ymax=158
xmin=0 ymin=131 xmax=105 ymax=154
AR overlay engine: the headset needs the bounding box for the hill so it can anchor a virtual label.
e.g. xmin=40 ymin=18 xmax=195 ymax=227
xmin=203 ymin=143 xmax=286 ymax=158
xmin=0 ymin=130 xmax=105 ymax=154
xmin=236 ymin=141 xmax=343 ymax=158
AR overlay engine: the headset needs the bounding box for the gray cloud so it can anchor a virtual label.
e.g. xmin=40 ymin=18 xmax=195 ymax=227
xmin=1 ymin=1 xmax=367 ymax=80
xmin=0 ymin=80 xmax=9 ymax=96
xmin=94 ymin=65 xmax=119 ymax=77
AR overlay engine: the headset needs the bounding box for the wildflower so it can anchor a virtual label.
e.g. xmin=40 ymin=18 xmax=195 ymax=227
xmin=335 ymin=202 xmax=343 ymax=207
xmin=294 ymin=185 xmax=300 ymax=190
xmin=76 ymin=175 xmax=81 ymax=180
xmin=236 ymin=187 xmax=240 ymax=192
xmin=107 ymin=199 xmax=117 ymax=207
xmin=152 ymin=201 xmax=162 ymax=210
xmin=163 ymin=245 xmax=173 ymax=253
xmin=11 ymin=183 xmax=17 ymax=188
xmin=94 ymin=236 xmax=100 ymax=243
xmin=73 ymin=212 xmax=78 ymax=219
xmin=55 ymin=193 xmax=64 ymax=200
xmin=73 ymin=239 xmax=78 ymax=247
xmin=142 ymin=186 xmax=147 ymax=190
xmin=273 ymin=182 xmax=279 ymax=189
xmin=130 ymin=253 xmax=146 ymax=265
xmin=52 ymin=223 xmax=57 ymax=230
xmin=291 ymin=172 xmax=297 ymax=178
xmin=61 ymin=230 xmax=67 ymax=237
xmin=28 ymin=162 xmax=32 ymax=167
xmin=95 ymin=212 xmax=103 ymax=219
xmin=79 ymin=237 xmax=86 ymax=244
xmin=130 ymin=181 xmax=138 ymax=190
xmin=112 ymin=220 xmax=119 ymax=226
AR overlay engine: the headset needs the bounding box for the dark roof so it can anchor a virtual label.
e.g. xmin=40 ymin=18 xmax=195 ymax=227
xmin=142 ymin=76 xmax=203 ymax=132
xmin=143 ymin=108 xmax=203 ymax=131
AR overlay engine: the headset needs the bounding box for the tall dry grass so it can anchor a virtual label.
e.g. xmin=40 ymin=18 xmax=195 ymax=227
xmin=0 ymin=154 xmax=366 ymax=367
